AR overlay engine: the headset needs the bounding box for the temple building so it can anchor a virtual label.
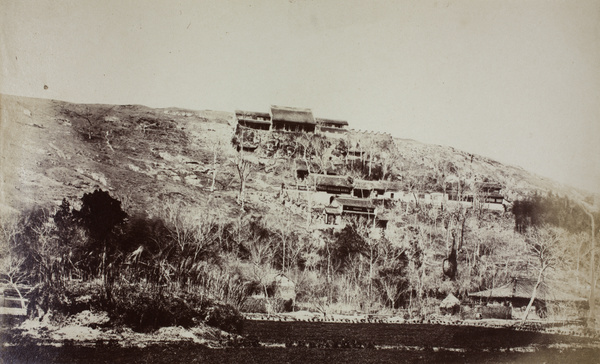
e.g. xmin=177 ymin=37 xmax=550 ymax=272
xmin=316 ymin=117 xmax=348 ymax=136
xmin=234 ymin=105 xmax=352 ymax=136
xmin=235 ymin=110 xmax=272 ymax=130
xmin=271 ymin=105 xmax=316 ymax=133
xmin=476 ymin=182 xmax=504 ymax=204
xmin=322 ymin=196 xmax=378 ymax=225
xmin=313 ymin=174 xmax=354 ymax=195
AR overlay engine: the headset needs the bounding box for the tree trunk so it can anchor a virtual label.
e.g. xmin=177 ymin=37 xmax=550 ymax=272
xmin=8 ymin=280 xmax=27 ymax=309
xmin=282 ymin=238 xmax=286 ymax=273
xmin=306 ymin=182 xmax=312 ymax=228
xmin=211 ymin=151 xmax=217 ymax=191
xmin=368 ymin=247 xmax=373 ymax=303
xmin=239 ymin=180 xmax=245 ymax=210
xmin=522 ymin=266 xmax=546 ymax=322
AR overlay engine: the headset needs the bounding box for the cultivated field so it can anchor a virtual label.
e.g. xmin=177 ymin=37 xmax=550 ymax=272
xmin=3 ymin=317 xmax=600 ymax=363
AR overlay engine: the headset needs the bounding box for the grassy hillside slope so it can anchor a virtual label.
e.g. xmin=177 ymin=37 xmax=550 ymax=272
xmin=1 ymin=94 xmax=592 ymax=217
xmin=1 ymin=95 xmax=242 ymax=215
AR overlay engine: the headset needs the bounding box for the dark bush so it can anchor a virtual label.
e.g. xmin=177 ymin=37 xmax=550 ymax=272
xmin=73 ymin=189 xmax=127 ymax=243
xmin=240 ymin=296 xmax=293 ymax=314
xmin=202 ymin=302 xmax=244 ymax=334
xmin=102 ymin=283 xmax=243 ymax=333
xmin=27 ymin=282 xmax=94 ymax=319
xmin=240 ymin=297 xmax=269 ymax=313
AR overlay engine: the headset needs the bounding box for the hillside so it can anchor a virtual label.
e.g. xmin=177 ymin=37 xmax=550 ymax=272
xmin=1 ymin=94 xmax=598 ymax=329
xmin=1 ymin=94 xmax=591 ymax=216
xmin=391 ymin=137 xmax=591 ymax=203
xmin=1 ymin=94 xmax=239 ymax=215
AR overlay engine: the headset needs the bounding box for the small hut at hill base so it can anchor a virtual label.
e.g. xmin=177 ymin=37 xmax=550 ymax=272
xmin=440 ymin=293 xmax=460 ymax=315
xmin=265 ymin=273 xmax=296 ymax=302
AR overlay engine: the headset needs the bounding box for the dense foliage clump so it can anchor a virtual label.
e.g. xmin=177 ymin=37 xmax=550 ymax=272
xmin=1 ymin=190 xmax=246 ymax=333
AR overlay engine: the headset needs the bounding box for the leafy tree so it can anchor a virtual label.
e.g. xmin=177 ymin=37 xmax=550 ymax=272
xmin=74 ymin=189 xmax=127 ymax=242
xmin=331 ymin=224 xmax=367 ymax=273
xmin=72 ymin=189 xmax=127 ymax=282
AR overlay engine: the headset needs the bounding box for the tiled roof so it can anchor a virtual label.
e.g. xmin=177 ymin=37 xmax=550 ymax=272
xmin=476 ymin=182 xmax=503 ymax=190
xmin=238 ymin=118 xmax=271 ymax=125
xmin=353 ymin=180 xmax=377 ymax=190
xmin=379 ymin=181 xmax=402 ymax=192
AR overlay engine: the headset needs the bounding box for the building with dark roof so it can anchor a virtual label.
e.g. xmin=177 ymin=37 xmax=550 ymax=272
xmin=475 ymin=182 xmax=504 ymax=204
xmin=235 ymin=110 xmax=272 ymax=130
xmin=447 ymin=181 xmax=504 ymax=205
xmin=352 ymin=180 xmax=376 ymax=198
xmin=322 ymin=196 xmax=377 ymax=225
xmin=312 ymin=174 xmax=354 ymax=195
xmin=271 ymin=105 xmax=316 ymax=133
xmin=335 ymin=196 xmax=377 ymax=217
xmin=469 ymin=277 xmax=586 ymax=318
xmin=352 ymin=179 xmax=401 ymax=199
xmin=234 ymin=106 xmax=352 ymax=137
xmin=316 ymin=117 xmax=349 ymax=135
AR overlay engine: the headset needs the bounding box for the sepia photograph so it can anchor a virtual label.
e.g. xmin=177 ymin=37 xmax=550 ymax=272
xmin=1 ymin=0 xmax=599 ymax=362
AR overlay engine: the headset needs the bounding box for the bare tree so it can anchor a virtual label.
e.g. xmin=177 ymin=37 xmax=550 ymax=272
xmin=379 ymin=139 xmax=400 ymax=181
xmin=233 ymin=131 xmax=255 ymax=210
xmin=268 ymin=210 xmax=298 ymax=272
xmin=580 ymin=201 xmax=598 ymax=329
xmin=377 ymin=238 xmax=407 ymax=309
xmin=522 ymin=225 xmax=562 ymax=322
xmin=208 ymin=138 xmax=223 ymax=192
xmin=235 ymin=156 xmax=253 ymax=211
xmin=296 ymin=132 xmax=316 ymax=175
xmin=0 ymin=216 xmax=28 ymax=309
xmin=311 ymin=136 xmax=334 ymax=174
xmin=60 ymin=105 xmax=115 ymax=142
xmin=347 ymin=216 xmax=380 ymax=304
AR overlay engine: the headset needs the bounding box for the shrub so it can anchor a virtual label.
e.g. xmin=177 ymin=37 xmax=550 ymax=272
xmin=27 ymin=281 xmax=98 ymax=320
xmin=202 ymin=302 xmax=244 ymax=333
xmin=101 ymin=282 xmax=244 ymax=333
xmin=240 ymin=296 xmax=293 ymax=314
xmin=240 ymin=297 xmax=269 ymax=313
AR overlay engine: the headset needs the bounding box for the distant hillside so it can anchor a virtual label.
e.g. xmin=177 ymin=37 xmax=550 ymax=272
xmin=0 ymin=94 xmax=593 ymax=217
xmin=391 ymin=137 xmax=591 ymax=202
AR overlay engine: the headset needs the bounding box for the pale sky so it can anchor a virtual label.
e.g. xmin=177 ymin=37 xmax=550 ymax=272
xmin=1 ymin=0 xmax=599 ymax=193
